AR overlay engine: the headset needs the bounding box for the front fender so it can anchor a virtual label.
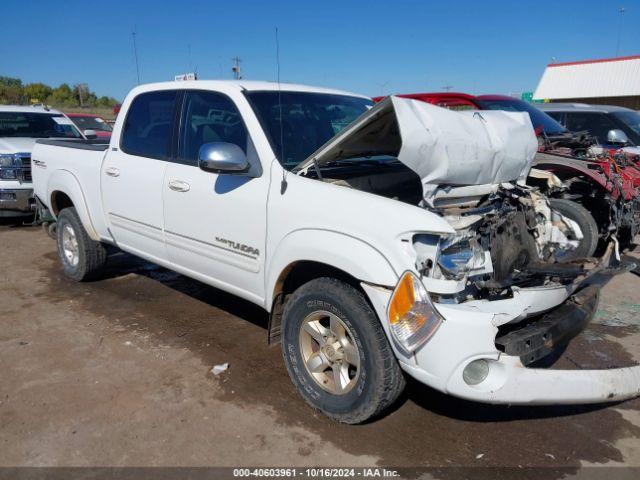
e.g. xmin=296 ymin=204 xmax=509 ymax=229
xmin=534 ymin=153 xmax=611 ymax=191
xmin=265 ymin=228 xmax=399 ymax=308
xmin=47 ymin=169 xmax=100 ymax=241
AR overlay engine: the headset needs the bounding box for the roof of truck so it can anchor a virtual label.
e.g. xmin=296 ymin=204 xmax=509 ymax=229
xmin=128 ymin=80 xmax=369 ymax=99
xmin=0 ymin=105 xmax=63 ymax=114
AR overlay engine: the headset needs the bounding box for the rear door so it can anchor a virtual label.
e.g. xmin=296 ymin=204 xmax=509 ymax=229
xmin=162 ymin=89 xmax=269 ymax=303
xmin=101 ymin=89 xmax=179 ymax=263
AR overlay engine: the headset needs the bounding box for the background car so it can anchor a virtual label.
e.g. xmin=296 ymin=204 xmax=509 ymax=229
xmin=65 ymin=113 xmax=113 ymax=140
xmin=538 ymin=103 xmax=640 ymax=150
xmin=373 ymin=92 xmax=640 ymax=251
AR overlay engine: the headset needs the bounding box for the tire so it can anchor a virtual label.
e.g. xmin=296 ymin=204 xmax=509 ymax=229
xmin=56 ymin=207 xmax=107 ymax=281
xmin=281 ymin=277 xmax=405 ymax=424
xmin=549 ymin=198 xmax=599 ymax=260
xmin=42 ymin=221 xmax=57 ymax=240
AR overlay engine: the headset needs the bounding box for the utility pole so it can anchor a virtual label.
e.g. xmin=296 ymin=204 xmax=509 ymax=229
xmin=77 ymin=83 xmax=88 ymax=107
xmin=616 ymin=6 xmax=625 ymax=56
xmin=442 ymin=85 xmax=453 ymax=92
xmin=132 ymin=28 xmax=141 ymax=85
xmin=232 ymin=56 xmax=242 ymax=80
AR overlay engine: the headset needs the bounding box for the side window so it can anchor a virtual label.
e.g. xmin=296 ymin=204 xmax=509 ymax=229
xmin=546 ymin=111 xmax=565 ymax=125
xmin=565 ymin=112 xmax=618 ymax=144
xmin=179 ymin=91 xmax=249 ymax=164
xmin=121 ymin=90 xmax=178 ymax=159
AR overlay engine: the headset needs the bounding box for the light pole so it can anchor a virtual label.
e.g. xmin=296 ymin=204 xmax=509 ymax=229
xmin=232 ymin=57 xmax=242 ymax=80
xmin=132 ymin=28 xmax=141 ymax=85
xmin=616 ymin=7 xmax=626 ymax=57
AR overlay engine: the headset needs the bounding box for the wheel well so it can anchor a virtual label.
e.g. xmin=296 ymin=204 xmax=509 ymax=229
xmin=268 ymin=261 xmax=363 ymax=345
xmin=534 ymin=168 xmax=611 ymax=234
xmin=50 ymin=191 xmax=74 ymax=216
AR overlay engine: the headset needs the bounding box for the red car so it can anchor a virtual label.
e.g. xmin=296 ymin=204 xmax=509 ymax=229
xmin=65 ymin=113 xmax=113 ymax=140
xmin=373 ymin=92 xmax=640 ymax=252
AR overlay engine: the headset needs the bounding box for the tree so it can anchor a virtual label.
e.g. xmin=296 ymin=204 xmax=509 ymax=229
xmin=0 ymin=77 xmax=120 ymax=108
xmin=24 ymin=83 xmax=53 ymax=103
xmin=96 ymin=96 xmax=117 ymax=107
xmin=47 ymin=83 xmax=76 ymax=107
xmin=0 ymin=76 xmax=25 ymax=104
xmin=0 ymin=76 xmax=22 ymax=88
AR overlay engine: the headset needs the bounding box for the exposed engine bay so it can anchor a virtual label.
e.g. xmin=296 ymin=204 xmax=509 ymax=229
xmin=295 ymin=96 xmax=597 ymax=303
xmin=420 ymin=184 xmax=590 ymax=295
xmin=310 ymin=161 xmax=588 ymax=304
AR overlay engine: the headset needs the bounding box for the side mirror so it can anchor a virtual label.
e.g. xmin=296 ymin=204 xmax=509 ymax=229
xmin=83 ymin=129 xmax=98 ymax=139
xmin=607 ymin=129 xmax=629 ymax=145
xmin=198 ymin=142 xmax=249 ymax=174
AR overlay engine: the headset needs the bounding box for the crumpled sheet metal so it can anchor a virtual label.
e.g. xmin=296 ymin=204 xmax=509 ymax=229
xmin=391 ymin=96 xmax=539 ymax=202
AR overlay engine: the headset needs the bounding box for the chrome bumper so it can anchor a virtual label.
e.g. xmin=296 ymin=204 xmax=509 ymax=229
xmin=0 ymin=188 xmax=35 ymax=216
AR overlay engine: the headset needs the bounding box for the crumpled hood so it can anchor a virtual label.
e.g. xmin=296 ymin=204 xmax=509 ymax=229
xmin=0 ymin=137 xmax=38 ymax=154
xmin=295 ymin=96 xmax=538 ymax=204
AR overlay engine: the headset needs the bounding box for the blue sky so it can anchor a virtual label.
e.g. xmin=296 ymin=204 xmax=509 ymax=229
xmin=1 ymin=0 xmax=638 ymax=101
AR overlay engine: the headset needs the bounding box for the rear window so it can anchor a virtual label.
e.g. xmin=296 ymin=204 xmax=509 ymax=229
xmin=477 ymin=98 xmax=567 ymax=135
xmin=121 ymin=90 xmax=178 ymax=159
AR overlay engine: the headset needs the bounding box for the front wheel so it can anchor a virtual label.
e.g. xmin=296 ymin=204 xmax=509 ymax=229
xmin=281 ymin=277 xmax=405 ymax=424
xmin=549 ymin=198 xmax=599 ymax=261
xmin=56 ymin=207 xmax=107 ymax=281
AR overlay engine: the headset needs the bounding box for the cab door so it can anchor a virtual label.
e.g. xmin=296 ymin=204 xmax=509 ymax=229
xmin=101 ymin=89 xmax=180 ymax=263
xmin=162 ymin=90 xmax=269 ymax=303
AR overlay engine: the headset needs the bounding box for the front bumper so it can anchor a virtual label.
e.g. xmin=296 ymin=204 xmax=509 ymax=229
xmin=362 ymin=259 xmax=640 ymax=405
xmin=0 ymin=187 xmax=35 ymax=216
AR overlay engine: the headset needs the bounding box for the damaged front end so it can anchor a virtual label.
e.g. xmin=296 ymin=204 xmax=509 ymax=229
xmin=298 ymin=96 xmax=640 ymax=405
xmin=417 ymin=183 xmax=589 ymax=300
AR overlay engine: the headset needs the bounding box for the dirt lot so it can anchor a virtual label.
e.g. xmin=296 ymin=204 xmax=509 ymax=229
xmin=1 ymin=221 xmax=640 ymax=475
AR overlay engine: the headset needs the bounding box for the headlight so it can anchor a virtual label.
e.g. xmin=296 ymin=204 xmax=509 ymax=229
xmin=436 ymin=235 xmax=485 ymax=279
xmin=387 ymin=271 xmax=442 ymax=353
xmin=0 ymin=154 xmax=19 ymax=167
xmin=0 ymin=169 xmax=18 ymax=180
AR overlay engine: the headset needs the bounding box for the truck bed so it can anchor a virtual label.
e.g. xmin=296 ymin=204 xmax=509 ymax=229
xmin=32 ymin=139 xmax=112 ymax=242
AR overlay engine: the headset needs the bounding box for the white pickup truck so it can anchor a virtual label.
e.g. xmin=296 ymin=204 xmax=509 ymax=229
xmin=0 ymin=105 xmax=83 ymax=217
xmin=32 ymin=80 xmax=640 ymax=423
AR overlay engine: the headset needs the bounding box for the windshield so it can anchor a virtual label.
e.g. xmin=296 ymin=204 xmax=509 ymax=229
xmin=0 ymin=112 xmax=82 ymax=138
xmin=613 ymin=110 xmax=640 ymax=137
xmin=477 ymin=98 xmax=568 ymax=135
xmin=69 ymin=115 xmax=113 ymax=132
xmin=245 ymin=91 xmax=373 ymax=169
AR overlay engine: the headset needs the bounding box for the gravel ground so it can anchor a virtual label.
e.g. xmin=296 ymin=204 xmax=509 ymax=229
xmin=1 ymin=221 xmax=640 ymax=477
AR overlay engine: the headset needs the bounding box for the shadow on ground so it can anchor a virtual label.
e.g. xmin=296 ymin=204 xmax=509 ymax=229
xmin=34 ymin=245 xmax=640 ymax=472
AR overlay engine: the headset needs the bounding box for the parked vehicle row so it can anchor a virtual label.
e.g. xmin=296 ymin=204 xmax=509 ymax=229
xmin=29 ymin=80 xmax=640 ymax=424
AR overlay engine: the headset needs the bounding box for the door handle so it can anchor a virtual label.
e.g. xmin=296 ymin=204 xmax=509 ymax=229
xmin=168 ymin=180 xmax=190 ymax=192
xmin=105 ymin=167 xmax=120 ymax=177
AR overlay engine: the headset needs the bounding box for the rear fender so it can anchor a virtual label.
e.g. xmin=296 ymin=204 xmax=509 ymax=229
xmin=47 ymin=169 xmax=100 ymax=241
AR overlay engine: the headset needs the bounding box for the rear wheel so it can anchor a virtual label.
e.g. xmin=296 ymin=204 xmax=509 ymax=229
xmin=56 ymin=207 xmax=107 ymax=281
xmin=281 ymin=277 xmax=405 ymax=424
xmin=549 ymin=198 xmax=599 ymax=260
